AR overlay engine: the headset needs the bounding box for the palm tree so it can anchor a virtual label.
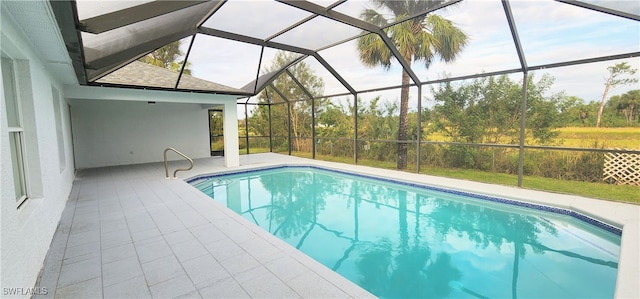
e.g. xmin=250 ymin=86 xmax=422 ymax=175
xmin=357 ymin=0 xmax=468 ymax=169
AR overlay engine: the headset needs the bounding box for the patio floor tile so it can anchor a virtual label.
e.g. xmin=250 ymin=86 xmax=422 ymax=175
xmin=103 ymin=275 xmax=151 ymax=299
xmin=141 ymin=255 xmax=185 ymax=286
xmin=181 ymin=254 xmax=229 ymax=286
xmin=197 ymin=276 xmax=249 ymax=298
xmin=148 ymin=274 xmax=197 ymax=299
xmin=54 ymin=277 xmax=102 ymax=299
xmin=102 ymin=255 xmax=144 ymax=287
xmin=57 ymin=257 xmax=101 ymax=289
xmin=34 ymin=155 xmax=373 ymax=298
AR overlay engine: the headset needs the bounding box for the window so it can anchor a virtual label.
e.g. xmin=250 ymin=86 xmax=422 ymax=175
xmin=2 ymin=55 xmax=28 ymax=206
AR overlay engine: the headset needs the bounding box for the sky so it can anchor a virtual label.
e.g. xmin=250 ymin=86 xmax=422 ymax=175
xmin=77 ymin=0 xmax=640 ymax=114
xmin=198 ymin=0 xmax=638 ymax=110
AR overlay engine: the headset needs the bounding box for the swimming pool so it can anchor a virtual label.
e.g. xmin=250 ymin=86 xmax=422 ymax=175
xmin=188 ymin=166 xmax=621 ymax=298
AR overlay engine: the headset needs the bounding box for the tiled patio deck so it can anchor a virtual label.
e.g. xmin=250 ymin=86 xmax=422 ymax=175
xmin=35 ymin=153 xmax=639 ymax=298
xmin=35 ymin=154 xmax=374 ymax=298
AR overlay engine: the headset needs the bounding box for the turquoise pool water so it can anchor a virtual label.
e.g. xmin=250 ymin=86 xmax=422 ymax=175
xmin=189 ymin=166 xmax=621 ymax=299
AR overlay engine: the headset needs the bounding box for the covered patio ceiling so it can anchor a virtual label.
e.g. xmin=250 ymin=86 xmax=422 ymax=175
xmin=51 ymin=0 xmax=640 ymax=101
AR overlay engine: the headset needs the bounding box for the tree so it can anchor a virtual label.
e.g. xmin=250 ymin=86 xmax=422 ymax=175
xmin=315 ymin=99 xmax=353 ymax=156
xmin=357 ymin=97 xmax=400 ymax=161
xmin=431 ymin=74 xmax=562 ymax=145
xmin=249 ymin=51 xmax=325 ymax=152
xmin=315 ymin=101 xmax=351 ymax=138
xmin=138 ymin=40 xmax=192 ymax=75
xmin=596 ymin=62 xmax=638 ymax=127
xmin=609 ymin=89 xmax=640 ymax=125
xmin=558 ymin=96 xmax=595 ymax=127
xmin=357 ymin=0 xmax=468 ymax=170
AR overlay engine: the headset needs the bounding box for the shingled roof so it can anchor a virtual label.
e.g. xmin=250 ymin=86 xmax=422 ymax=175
xmin=96 ymin=61 xmax=246 ymax=94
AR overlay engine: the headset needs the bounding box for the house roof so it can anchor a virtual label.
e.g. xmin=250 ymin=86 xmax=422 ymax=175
xmin=95 ymin=61 xmax=246 ymax=94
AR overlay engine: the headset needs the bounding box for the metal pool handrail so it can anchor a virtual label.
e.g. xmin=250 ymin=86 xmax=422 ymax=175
xmin=163 ymin=148 xmax=194 ymax=179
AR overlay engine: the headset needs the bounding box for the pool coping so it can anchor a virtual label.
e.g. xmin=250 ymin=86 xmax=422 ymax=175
xmin=185 ymin=154 xmax=639 ymax=299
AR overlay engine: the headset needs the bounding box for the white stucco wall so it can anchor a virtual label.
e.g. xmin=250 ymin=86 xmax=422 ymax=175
xmin=70 ymin=98 xmax=211 ymax=168
xmin=65 ymin=85 xmax=240 ymax=169
xmin=1 ymin=11 xmax=75 ymax=297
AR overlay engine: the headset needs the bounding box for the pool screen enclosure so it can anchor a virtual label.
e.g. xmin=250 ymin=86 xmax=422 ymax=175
xmin=52 ymin=0 xmax=640 ymax=184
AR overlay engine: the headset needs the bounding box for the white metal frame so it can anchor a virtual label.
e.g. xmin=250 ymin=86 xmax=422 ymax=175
xmin=2 ymin=54 xmax=29 ymax=207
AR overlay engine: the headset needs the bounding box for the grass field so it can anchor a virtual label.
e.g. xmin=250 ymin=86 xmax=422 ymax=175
xmin=555 ymin=127 xmax=640 ymax=148
xmin=424 ymin=127 xmax=640 ymax=149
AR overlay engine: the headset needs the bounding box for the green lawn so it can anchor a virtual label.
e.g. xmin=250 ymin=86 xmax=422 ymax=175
xmin=284 ymin=151 xmax=639 ymax=205
xmin=421 ymin=167 xmax=639 ymax=204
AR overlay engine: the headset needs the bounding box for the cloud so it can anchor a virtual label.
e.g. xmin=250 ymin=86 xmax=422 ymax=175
xmin=187 ymin=35 xmax=262 ymax=88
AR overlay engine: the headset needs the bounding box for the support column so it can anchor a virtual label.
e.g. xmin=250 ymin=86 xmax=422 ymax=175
xmin=268 ymin=102 xmax=273 ymax=152
xmin=244 ymin=102 xmax=249 ymax=155
xmin=502 ymin=0 xmax=528 ymax=187
xmin=353 ymin=93 xmax=358 ymax=165
xmin=223 ymin=101 xmax=240 ymax=167
xmin=517 ymin=72 xmax=528 ymax=187
xmin=312 ymin=97 xmax=316 ymax=159
xmin=416 ymin=86 xmax=422 ymax=173
xmin=287 ymin=101 xmax=292 ymax=156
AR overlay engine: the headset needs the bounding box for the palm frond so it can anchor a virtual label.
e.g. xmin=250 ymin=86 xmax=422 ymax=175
xmin=414 ymin=31 xmax=437 ymax=67
xmin=388 ymin=1 xmax=410 ymax=17
xmin=411 ymin=0 xmax=447 ymax=14
xmin=361 ymin=8 xmax=389 ymax=27
xmin=387 ymin=21 xmax=417 ymax=59
xmin=426 ymin=14 xmax=468 ymax=62
xmin=357 ymin=33 xmax=392 ymax=69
